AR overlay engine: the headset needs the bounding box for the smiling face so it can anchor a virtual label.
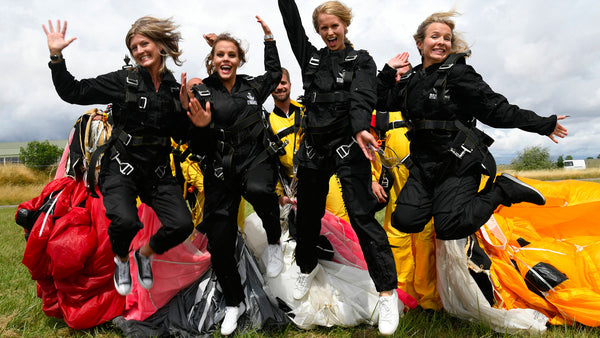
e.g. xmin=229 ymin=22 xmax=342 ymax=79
xmin=212 ymin=40 xmax=241 ymax=89
xmin=272 ymin=72 xmax=291 ymax=103
xmin=129 ymin=33 xmax=162 ymax=74
xmin=417 ymin=22 xmax=452 ymax=69
xmin=317 ymin=13 xmax=347 ymax=51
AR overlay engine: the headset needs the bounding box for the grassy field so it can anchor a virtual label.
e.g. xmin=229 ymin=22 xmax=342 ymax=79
xmin=2 ymin=164 xmax=600 ymax=336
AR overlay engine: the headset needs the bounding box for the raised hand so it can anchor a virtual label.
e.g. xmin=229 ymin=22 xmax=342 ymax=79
xmin=203 ymin=33 xmax=217 ymax=47
xmin=42 ymin=20 xmax=77 ymax=55
xmin=256 ymin=15 xmax=273 ymax=37
xmin=187 ymin=98 xmax=211 ymax=128
xmin=387 ymin=52 xmax=411 ymax=81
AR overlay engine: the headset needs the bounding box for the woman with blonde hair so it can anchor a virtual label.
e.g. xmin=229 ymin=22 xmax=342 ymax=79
xmin=43 ymin=16 xmax=194 ymax=297
xmin=377 ymin=11 xmax=568 ymax=241
xmin=278 ymin=1 xmax=400 ymax=335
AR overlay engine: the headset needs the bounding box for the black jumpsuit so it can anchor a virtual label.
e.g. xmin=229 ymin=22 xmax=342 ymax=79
xmin=278 ymin=0 xmax=398 ymax=292
xmin=49 ymin=60 xmax=194 ymax=257
xmin=191 ymin=40 xmax=282 ymax=306
xmin=376 ymin=58 xmax=557 ymax=240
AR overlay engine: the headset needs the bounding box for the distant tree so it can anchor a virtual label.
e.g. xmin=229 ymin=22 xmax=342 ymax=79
xmin=597 ymin=154 xmax=600 ymax=159
xmin=19 ymin=140 xmax=62 ymax=171
xmin=511 ymin=145 xmax=554 ymax=171
xmin=565 ymin=155 xmax=573 ymax=160
xmin=587 ymin=156 xmax=594 ymax=160
xmin=556 ymin=155 xmax=564 ymax=168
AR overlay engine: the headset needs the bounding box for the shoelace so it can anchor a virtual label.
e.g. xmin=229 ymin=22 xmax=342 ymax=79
xmin=116 ymin=261 xmax=129 ymax=282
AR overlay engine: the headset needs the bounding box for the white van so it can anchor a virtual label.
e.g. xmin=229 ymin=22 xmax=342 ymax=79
xmin=564 ymin=159 xmax=586 ymax=170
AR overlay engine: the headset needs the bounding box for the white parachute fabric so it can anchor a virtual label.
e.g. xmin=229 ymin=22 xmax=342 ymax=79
xmin=436 ymin=236 xmax=548 ymax=334
xmin=243 ymin=212 xmax=381 ymax=329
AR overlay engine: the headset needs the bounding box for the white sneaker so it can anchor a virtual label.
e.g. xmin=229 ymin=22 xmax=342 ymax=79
xmin=113 ymin=256 xmax=132 ymax=296
xmin=221 ymin=302 xmax=245 ymax=336
xmin=378 ymin=289 xmax=401 ymax=336
xmin=266 ymin=243 xmax=284 ymax=278
xmin=293 ymin=264 xmax=319 ymax=300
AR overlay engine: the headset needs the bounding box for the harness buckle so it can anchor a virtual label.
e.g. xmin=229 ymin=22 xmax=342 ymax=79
xmin=335 ymin=138 xmax=356 ymax=159
xmin=214 ymin=166 xmax=224 ymax=179
xmin=126 ymin=76 xmax=138 ymax=86
xmin=305 ymin=144 xmax=315 ymax=159
xmin=122 ymin=132 xmax=132 ymax=146
xmin=450 ymin=144 xmax=473 ymax=159
xmin=155 ymin=165 xmax=166 ymax=178
xmin=345 ymin=54 xmax=358 ymax=62
xmin=110 ymin=151 xmax=134 ymax=176
xmin=309 ymin=56 xmax=319 ymax=67
xmin=138 ymin=97 xmax=148 ymax=109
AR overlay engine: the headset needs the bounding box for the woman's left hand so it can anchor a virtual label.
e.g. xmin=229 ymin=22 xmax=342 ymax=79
xmin=372 ymin=181 xmax=388 ymax=203
xmin=355 ymin=130 xmax=378 ymax=161
xmin=256 ymin=15 xmax=273 ymax=38
xmin=548 ymin=115 xmax=568 ymax=143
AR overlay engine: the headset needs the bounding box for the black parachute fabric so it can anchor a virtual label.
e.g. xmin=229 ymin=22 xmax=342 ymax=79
xmin=114 ymin=232 xmax=288 ymax=337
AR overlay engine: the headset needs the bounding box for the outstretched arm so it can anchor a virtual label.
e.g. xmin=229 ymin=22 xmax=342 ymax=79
xmin=256 ymin=15 xmax=273 ymax=40
xmin=43 ymin=20 xmax=77 ymax=61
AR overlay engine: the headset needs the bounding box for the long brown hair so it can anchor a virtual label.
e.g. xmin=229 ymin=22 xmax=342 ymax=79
xmin=125 ymin=16 xmax=183 ymax=73
xmin=204 ymin=33 xmax=247 ymax=76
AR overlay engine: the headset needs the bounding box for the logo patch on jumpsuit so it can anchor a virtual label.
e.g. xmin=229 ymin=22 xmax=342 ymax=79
xmin=247 ymin=93 xmax=257 ymax=105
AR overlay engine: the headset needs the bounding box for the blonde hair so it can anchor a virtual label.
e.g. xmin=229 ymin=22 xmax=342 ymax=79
xmin=312 ymin=1 xmax=353 ymax=48
xmin=413 ymin=11 xmax=470 ymax=55
xmin=204 ymin=33 xmax=247 ymax=76
xmin=125 ymin=16 xmax=183 ymax=73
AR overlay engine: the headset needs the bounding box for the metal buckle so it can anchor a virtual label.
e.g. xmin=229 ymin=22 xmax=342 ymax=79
xmin=439 ymin=63 xmax=454 ymax=71
xmin=450 ymin=144 xmax=473 ymax=159
xmin=122 ymin=133 xmax=132 ymax=146
xmin=305 ymin=144 xmax=315 ymax=159
xmin=155 ymin=165 xmax=166 ymax=178
xmin=381 ymin=176 xmax=390 ymax=189
xmin=309 ymin=56 xmax=319 ymax=67
xmin=214 ymin=166 xmax=224 ymax=179
xmin=345 ymin=54 xmax=358 ymax=62
xmin=126 ymin=76 xmax=138 ymax=86
xmin=138 ymin=97 xmax=147 ymax=109
xmin=111 ymin=152 xmax=134 ymax=175
xmin=335 ymin=138 xmax=356 ymax=159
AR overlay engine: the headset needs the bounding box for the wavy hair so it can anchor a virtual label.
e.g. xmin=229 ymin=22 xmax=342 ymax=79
xmin=204 ymin=33 xmax=247 ymax=76
xmin=125 ymin=16 xmax=183 ymax=73
xmin=413 ymin=11 xmax=470 ymax=56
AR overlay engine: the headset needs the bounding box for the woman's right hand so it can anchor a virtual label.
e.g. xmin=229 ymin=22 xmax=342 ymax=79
xmin=42 ymin=20 xmax=77 ymax=56
xmin=188 ymin=97 xmax=211 ymax=128
xmin=203 ymin=33 xmax=217 ymax=47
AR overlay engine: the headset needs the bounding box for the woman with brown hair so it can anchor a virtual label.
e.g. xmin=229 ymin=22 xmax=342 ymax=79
xmin=43 ymin=17 xmax=194 ymax=297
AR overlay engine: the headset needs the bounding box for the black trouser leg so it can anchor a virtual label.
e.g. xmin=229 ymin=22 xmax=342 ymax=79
xmin=197 ymin=174 xmax=244 ymax=306
xmin=337 ymin=157 xmax=398 ymax=292
xmin=294 ymin=165 xmax=329 ymax=273
xmin=146 ymin=176 xmax=194 ymax=254
xmin=243 ymin=159 xmax=281 ymax=244
xmin=100 ymin=161 xmax=143 ymax=258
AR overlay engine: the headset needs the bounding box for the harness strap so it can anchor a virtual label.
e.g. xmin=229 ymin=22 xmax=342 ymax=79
xmin=117 ymin=130 xmax=171 ymax=147
xmin=412 ymin=120 xmax=459 ymax=131
xmin=307 ymin=91 xmax=350 ymax=104
xmin=388 ymin=120 xmax=408 ymax=130
xmin=305 ymin=117 xmax=350 ymax=134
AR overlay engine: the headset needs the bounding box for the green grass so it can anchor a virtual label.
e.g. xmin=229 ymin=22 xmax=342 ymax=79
xmin=2 ymin=206 xmax=600 ymax=337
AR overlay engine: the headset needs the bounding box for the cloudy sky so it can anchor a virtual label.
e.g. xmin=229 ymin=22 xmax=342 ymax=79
xmin=2 ymin=0 xmax=599 ymax=163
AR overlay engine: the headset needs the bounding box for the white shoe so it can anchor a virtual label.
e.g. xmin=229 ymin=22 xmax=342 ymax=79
xmin=266 ymin=243 xmax=284 ymax=278
xmin=378 ymin=289 xmax=401 ymax=336
xmin=221 ymin=302 xmax=245 ymax=336
xmin=113 ymin=256 xmax=132 ymax=296
xmin=293 ymin=264 xmax=319 ymax=300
